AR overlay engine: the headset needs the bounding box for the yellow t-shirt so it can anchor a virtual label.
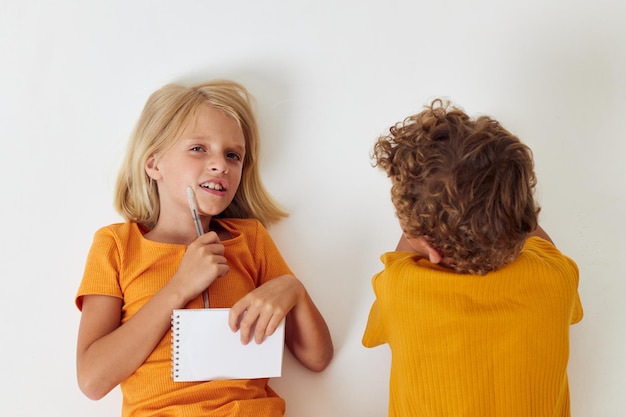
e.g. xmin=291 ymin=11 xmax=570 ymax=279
xmin=76 ymin=219 xmax=291 ymax=417
xmin=363 ymin=237 xmax=583 ymax=417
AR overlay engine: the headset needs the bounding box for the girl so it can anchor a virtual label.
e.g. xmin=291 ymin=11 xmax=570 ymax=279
xmin=76 ymin=80 xmax=334 ymax=417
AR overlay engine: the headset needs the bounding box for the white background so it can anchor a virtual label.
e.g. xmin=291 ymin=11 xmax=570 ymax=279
xmin=1 ymin=1 xmax=624 ymax=416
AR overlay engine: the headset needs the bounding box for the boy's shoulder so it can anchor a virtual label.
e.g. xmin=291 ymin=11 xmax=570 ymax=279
xmin=380 ymin=251 xmax=445 ymax=272
xmin=519 ymin=236 xmax=577 ymax=270
xmin=522 ymin=236 xmax=566 ymax=258
xmin=380 ymin=236 xmax=575 ymax=276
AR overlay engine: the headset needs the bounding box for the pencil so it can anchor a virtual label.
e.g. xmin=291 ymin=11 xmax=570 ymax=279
xmin=186 ymin=186 xmax=210 ymax=308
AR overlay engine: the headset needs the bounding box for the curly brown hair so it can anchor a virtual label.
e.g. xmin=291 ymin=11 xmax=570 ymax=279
xmin=373 ymin=99 xmax=539 ymax=274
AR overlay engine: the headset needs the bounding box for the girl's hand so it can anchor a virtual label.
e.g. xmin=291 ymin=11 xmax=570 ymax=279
xmin=77 ymin=232 xmax=229 ymax=399
xmin=230 ymin=274 xmax=334 ymax=372
xmin=167 ymin=231 xmax=229 ymax=303
xmin=228 ymin=275 xmax=304 ymax=344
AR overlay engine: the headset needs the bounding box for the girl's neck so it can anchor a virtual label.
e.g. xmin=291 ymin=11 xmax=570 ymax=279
xmin=142 ymin=217 xmax=232 ymax=244
xmin=143 ymin=217 xmax=211 ymax=245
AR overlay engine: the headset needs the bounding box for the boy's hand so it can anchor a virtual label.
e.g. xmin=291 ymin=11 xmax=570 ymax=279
xmin=229 ymin=275 xmax=304 ymax=345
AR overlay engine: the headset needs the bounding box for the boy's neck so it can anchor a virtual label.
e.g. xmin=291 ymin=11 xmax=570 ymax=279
xmin=402 ymin=235 xmax=455 ymax=268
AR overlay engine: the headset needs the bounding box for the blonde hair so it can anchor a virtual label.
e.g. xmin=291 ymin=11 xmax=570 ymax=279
xmin=114 ymin=80 xmax=287 ymax=229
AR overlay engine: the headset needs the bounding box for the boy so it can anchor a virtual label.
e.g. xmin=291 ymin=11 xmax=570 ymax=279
xmin=362 ymin=99 xmax=583 ymax=416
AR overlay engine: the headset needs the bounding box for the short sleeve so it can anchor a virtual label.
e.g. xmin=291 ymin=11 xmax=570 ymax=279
xmin=570 ymin=293 xmax=583 ymax=324
xmin=75 ymin=226 xmax=124 ymax=310
xmin=362 ymin=298 xmax=387 ymax=348
xmin=251 ymin=221 xmax=293 ymax=285
xmin=525 ymin=237 xmax=584 ymax=326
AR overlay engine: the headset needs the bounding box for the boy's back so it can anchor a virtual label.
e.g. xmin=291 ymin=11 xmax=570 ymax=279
xmin=363 ymin=99 xmax=583 ymax=416
xmin=363 ymin=237 xmax=582 ymax=416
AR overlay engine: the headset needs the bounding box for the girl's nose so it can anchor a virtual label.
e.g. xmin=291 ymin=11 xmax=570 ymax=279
xmin=209 ymin=156 xmax=228 ymax=173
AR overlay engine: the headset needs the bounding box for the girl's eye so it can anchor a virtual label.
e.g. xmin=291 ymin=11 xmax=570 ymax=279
xmin=227 ymin=152 xmax=242 ymax=161
xmin=190 ymin=146 xmax=205 ymax=152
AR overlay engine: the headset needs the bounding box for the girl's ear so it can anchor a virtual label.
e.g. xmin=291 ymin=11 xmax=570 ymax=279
xmin=145 ymin=155 xmax=162 ymax=180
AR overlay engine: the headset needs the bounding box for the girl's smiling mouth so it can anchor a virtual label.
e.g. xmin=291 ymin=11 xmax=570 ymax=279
xmin=201 ymin=181 xmax=226 ymax=192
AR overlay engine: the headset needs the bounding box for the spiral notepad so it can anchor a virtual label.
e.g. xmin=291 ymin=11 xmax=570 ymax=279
xmin=171 ymin=308 xmax=285 ymax=382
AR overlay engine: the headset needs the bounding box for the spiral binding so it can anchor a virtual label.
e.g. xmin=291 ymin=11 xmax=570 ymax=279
xmin=171 ymin=312 xmax=181 ymax=380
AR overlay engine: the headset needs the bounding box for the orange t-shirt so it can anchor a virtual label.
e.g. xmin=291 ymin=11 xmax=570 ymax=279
xmin=76 ymin=219 xmax=292 ymax=417
xmin=363 ymin=237 xmax=583 ymax=417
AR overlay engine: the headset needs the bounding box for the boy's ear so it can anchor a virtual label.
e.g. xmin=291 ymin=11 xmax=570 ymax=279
xmin=403 ymin=234 xmax=445 ymax=265
xmin=145 ymin=155 xmax=162 ymax=180
xmin=424 ymin=242 xmax=443 ymax=265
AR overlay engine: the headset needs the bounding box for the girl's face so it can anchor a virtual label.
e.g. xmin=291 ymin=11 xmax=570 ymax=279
xmin=146 ymin=103 xmax=246 ymax=222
